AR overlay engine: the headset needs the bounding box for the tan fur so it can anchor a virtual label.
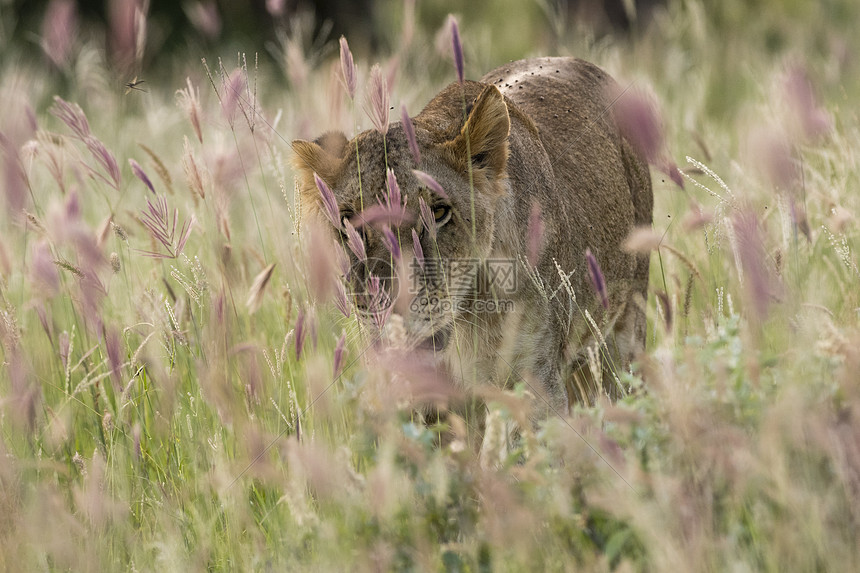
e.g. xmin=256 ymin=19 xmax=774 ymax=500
xmin=292 ymin=57 xmax=653 ymax=418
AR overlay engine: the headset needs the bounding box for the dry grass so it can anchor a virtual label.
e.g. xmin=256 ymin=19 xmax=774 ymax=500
xmin=1 ymin=0 xmax=860 ymax=570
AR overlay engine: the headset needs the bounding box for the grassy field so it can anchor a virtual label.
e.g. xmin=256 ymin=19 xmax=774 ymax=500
xmin=2 ymin=0 xmax=860 ymax=570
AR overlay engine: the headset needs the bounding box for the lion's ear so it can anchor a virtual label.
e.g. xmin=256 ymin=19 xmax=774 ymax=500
xmin=450 ymin=85 xmax=510 ymax=175
xmin=291 ymin=131 xmax=347 ymax=184
xmin=291 ymin=131 xmax=348 ymax=207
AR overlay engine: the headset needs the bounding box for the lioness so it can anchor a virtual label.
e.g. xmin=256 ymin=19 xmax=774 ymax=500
xmin=292 ymin=57 xmax=652 ymax=418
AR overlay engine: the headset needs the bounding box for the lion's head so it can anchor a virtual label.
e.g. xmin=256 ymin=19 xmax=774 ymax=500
xmin=292 ymin=84 xmax=511 ymax=351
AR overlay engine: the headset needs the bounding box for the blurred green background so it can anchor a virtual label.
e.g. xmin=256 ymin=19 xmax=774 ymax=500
xmin=3 ymin=0 xmax=856 ymax=83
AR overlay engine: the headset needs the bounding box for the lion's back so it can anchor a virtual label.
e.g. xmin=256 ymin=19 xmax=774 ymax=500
xmin=481 ymin=57 xmax=618 ymax=154
xmin=485 ymin=57 xmax=648 ymax=286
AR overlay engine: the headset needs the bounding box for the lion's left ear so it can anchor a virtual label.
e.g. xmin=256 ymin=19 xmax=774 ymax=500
xmin=291 ymin=131 xmax=348 ymax=183
xmin=449 ymin=85 xmax=510 ymax=176
xmin=291 ymin=131 xmax=348 ymax=211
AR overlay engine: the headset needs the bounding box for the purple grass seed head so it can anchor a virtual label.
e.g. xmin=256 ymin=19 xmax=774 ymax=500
xmin=385 ymin=168 xmax=402 ymax=209
xmin=418 ymin=197 xmax=436 ymax=241
xmin=365 ymin=64 xmax=390 ymax=135
xmin=783 ymin=64 xmax=832 ymax=141
xmin=615 ymin=90 xmax=663 ymax=164
xmin=412 ymin=169 xmax=448 ymax=199
xmin=732 ymin=211 xmax=782 ymax=324
xmin=448 ymin=15 xmax=464 ymax=84
xmin=129 ymin=158 xmax=155 ymax=194
xmin=343 ymin=218 xmax=366 ymax=262
xmin=585 ymin=248 xmax=609 ymax=309
xmin=401 ymin=104 xmax=421 ymax=164
xmin=352 ymin=203 xmax=412 ymax=229
xmin=314 ymin=172 xmax=341 ymax=229
xmin=339 ymin=36 xmax=357 ymax=101
xmin=381 ymin=225 xmax=401 ymax=261
xmin=295 ymin=307 xmax=306 ymax=360
xmin=527 ymin=202 xmax=544 ymax=266
xmin=412 ymin=228 xmax=424 ymax=269
xmin=42 ymin=0 xmax=78 ymax=68
xmin=50 ymin=96 xmax=90 ymax=139
xmin=334 ymin=281 xmax=352 ymax=318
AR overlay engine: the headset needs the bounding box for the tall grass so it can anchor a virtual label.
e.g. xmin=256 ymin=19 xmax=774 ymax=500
xmin=1 ymin=0 xmax=860 ymax=570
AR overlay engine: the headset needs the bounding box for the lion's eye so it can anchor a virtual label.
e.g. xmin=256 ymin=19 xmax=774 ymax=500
xmin=433 ymin=204 xmax=452 ymax=226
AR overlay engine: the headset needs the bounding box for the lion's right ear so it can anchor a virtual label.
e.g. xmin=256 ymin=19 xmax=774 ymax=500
xmin=448 ymin=85 xmax=510 ymax=176
xmin=291 ymin=131 xmax=348 ymax=191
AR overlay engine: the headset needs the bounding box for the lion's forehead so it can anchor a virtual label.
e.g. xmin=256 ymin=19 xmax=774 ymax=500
xmin=336 ymin=126 xmax=428 ymax=206
xmin=343 ymin=127 xmax=412 ymax=175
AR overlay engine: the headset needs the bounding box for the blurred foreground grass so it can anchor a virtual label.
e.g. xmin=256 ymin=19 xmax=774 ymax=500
xmin=2 ymin=0 xmax=860 ymax=570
